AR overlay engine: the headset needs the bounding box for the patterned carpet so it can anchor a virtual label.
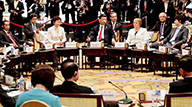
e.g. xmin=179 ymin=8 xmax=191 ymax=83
xmin=54 ymin=69 xmax=181 ymax=103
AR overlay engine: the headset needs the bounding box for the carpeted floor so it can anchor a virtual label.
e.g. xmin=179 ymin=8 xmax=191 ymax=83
xmin=54 ymin=69 xmax=182 ymax=103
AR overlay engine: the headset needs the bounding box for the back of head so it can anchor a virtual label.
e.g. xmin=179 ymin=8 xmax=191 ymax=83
xmin=60 ymin=59 xmax=78 ymax=80
xmin=178 ymin=55 xmax=192 ymax=72
xmin=31 ymin=65 xmax=55 ymax=90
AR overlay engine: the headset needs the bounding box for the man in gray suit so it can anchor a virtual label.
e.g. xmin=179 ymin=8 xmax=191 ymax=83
xmin=151 ymin=15 xmax=189 ymax=49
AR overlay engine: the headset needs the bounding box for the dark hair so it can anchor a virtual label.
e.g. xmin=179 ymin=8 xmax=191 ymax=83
xmin=52 ymin=16 xmax=61 ymax=23
xmin=31 ymin=65 xmax=55 ymax=90
xmin=29 ymin=13 xmax=38 ymax=20
xmin=178 ymin=55 xmax=192 ymax=72
xmin=99 ymin=14 xmax=107 ymax=19
xmin=110 ymin=12 xmax=117 ymax=17
xmin=60 ymin=59 xmax=78 ymax=80
xmin=174 ymin=15 xmax=185 ymax=24
xmin=2 ymin=20 xmax=9 ymax=26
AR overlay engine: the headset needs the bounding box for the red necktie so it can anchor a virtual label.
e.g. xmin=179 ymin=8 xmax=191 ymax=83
xmin=144 ymin=1 xmax=147 ymax=12
xmin=7 ymin=32 xmax=18 ymax=47
xmin=98 ymin=26 xmax=103 ymax=41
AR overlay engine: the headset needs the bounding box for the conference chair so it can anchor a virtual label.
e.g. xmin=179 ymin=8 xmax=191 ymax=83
xmin=164 ymin=92 xmax=192 ymax=107
xmin=149 ymin=31 xmax=159 ymax=43
xmin=20 ymin=100 xmax=49 ymax=107
xmin=52 ymin=93 xmax=105 ymax=107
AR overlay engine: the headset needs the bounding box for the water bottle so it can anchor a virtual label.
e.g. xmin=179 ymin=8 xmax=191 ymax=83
xmin=19 ymin=75 xmax=25 ymax=91
xmin=155 ymin=84 xmax=161 ymax=106
xmin=151 ymin=91 xmax=156 ymax=107
xmin=23 ymin=43 xmax=26 ymax=52
xmin=3 ymin=45 xmax=7 ymax=59
xmin=10 ymin=45 xmax=14 ymax=55
xmin=90 ymin=85 xmax=95 ymax=94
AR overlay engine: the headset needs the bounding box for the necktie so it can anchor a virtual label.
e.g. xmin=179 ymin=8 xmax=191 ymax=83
xmin=98 ymin=26 xmax=103 ymax=41
xmin=144 ymin=0 xmax=147 ymax=12
xmin=7 ymin=32 xmax=18 ymax=47
xmin=160 ymin=23 xmax=164 ymax=35
xmin=108 ymin=9 xmax=111 ymax=14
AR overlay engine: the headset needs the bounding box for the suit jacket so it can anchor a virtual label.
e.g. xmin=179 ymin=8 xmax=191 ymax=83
xmin=0 ymin=85 xmax=17 ymax=107
xmin=162 ymin=26 xmax=188 ymax=48
xmin=8 ymin=1 xmax=24 ymax=21
xmin=89 ymin=23 xmax=115 ymax=46
xmin=150 ymin=20 xmax=172 ymax=38
xmin=107 ymin=21 xmax=123 ymax=42
xmin=61 ymin=0 xmax=75 ymax=14
xmin=140 ymin=0 xmax=153 ymax=16
xmin=24 ymin=22 xmax=41 ymax=41
xmin=177 ymin=1 xmax=190 ymax=14
xmin=169 ymin=77 xmax=192 ymax=93
xmin=51 ymin=81 xmax=93 ymax=93
xmin=0 ymin=30 xmax=24 ymax=47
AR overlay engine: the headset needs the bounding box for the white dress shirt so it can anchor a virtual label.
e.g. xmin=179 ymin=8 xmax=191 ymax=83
xmin=169 ymin=25 xmax=182 ymax=44
xmin=164 ymin=2 xmax=168 ymax=13
xmin=47 ymin=26 xmax=66 ymax=44
xmin=126 ymin=27 xmax=151 ymax=45
xmin=14 ymin=0 xmax=18 ymax=9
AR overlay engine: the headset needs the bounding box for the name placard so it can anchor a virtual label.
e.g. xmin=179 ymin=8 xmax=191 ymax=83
xmin=97 ymin=90 xmax=116 ymax=101
xmin=182 ymin=49 xmax=191 ymax=55
xmin=54 ymin=44 xmax=64 ymax=48
xmin=26 ymin=47 xmax=33 ymax=53
xmin=136 ymin=43 xmax=147 ymax=50
xmin=90 ymin=42 xmax=103 ymax=48
xmin=114 ymin=42 xmax=127 ymax=48
xmin=159 ymin=46 xmax=168 ymax=53
xmin=65 ymin=42 xmax=78 ymax=48
xmin=45 ymin=44 xmax=53 ymax=50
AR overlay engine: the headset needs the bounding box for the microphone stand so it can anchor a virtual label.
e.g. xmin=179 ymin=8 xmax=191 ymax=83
xmin=108 ymin=81 xmax=133 ymax=104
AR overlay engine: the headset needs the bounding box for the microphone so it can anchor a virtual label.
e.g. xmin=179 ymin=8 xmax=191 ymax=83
xmin=108 ymin=81 xmax=132 ymax=104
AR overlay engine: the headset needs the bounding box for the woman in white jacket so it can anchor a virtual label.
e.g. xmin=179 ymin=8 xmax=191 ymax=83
xmin=126 ymin=18 xmax=151 ymax=45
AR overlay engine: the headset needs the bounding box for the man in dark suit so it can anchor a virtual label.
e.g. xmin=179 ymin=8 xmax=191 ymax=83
xmin=150 ymin=12 xmax=172 ymax=40
xmin=176 ymin=0 xmax=190 ymax=15
xmin=0 ymin=20 xmax=25 ymax=47
xmin=121 ymin=0 xmax=138 ymax=23
xmin=8 ymin=0 xmax=24 ymax=39
xmin=87 ymin=14 xmax=115 ymax=68
xmin=151 ymin=15 xmax=188 ymax=49
xmin=169 ymin=55 xmax=192 ymax=93
xmin=108 ymin=12 xmax=123 ymax=42
xmin=88 ymin=14 xmax=115 ymax=46
xmin=24 ymin=14 xmax=41 ymax=41
xmin=46 ymin=0 xmax=61 ymax=18
xmin=139 ymin=0 xmax=153 ymax=29
xmin=51 ymin=60 xmax=93 ymax=93
xmin=61 ymin=0 xmax=75 ymax=34
xmin=0 ymin=85 xmax=17 ymax=107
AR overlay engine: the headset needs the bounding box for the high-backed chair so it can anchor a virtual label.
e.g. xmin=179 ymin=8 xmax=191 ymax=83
xmin=20 ymin=100 xmax=49 ymax=107
xmin=164 ymin=92 xmax=192 ymax=107
xmin=52 ymin=93 xmax=105 ymax=107
xmin=150 ymin=31 xmax=159 ymax=43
